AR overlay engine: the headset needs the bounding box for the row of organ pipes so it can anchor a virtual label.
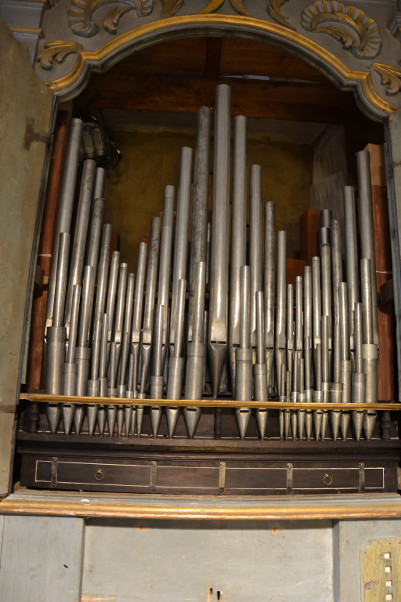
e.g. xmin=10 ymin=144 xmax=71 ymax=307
xmin=43 ymin=84 xmax=380 ymax=441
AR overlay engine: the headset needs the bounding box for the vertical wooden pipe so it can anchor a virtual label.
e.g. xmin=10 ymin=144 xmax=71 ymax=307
xmin=25 ymin=111 xmax=71 ymax=432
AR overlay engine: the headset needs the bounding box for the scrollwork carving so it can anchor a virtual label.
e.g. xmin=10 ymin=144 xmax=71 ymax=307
xmin=37 ymin=40 xmax=83 ymax=71
xmin=266 ymin=0 xmax=293 ymax=30
xmin=203 ymin=0 xmax=249 ymax=15
xmin=301 ymin=1 xmax=382 ymax=59
xmin=201 ymin=0 xmax=226 ymax=12
xmin=104 ymin=6 xmax=134 ymax=35
xmin=371 ymin=64 xmax=401 ymax=96
xmin=68 ymin=0 xmax=153 ymax=38
xmin=161 ymin=0 xmax=249 ymax=18
xmin=161 ymin=0 xmax=182 ymax=18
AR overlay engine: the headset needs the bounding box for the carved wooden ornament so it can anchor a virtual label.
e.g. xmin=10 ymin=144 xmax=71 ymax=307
xmin=301 ymin=1 xmax=382 ymax=59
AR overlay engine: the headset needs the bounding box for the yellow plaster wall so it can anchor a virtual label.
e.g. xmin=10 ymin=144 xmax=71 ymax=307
xmin=104 ymin=128 xmax=313 ymax=270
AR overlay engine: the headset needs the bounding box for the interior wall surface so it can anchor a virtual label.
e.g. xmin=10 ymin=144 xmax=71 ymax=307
xmin=105 ymin=128 xmax=312 ymax=267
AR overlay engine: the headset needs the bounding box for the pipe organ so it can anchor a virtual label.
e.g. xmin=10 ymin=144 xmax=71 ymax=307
xmin=17 ymin=84 xmax=401 ymax=495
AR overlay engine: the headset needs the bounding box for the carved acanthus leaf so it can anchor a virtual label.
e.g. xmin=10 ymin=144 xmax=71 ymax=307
xmin=201 ymin=0 xmax=249 ymax=15
xmin=266 ymin=0 xmax=294 ymax=30
xmin=226 ymin=0 xmax=249 ymax=15
xmin=372 ymin=64 xmax=401 ymax=96
xmin=201 ymin=0 xmax=225 ymax=12
xmin=162 ymin=0 xmax=249 ymax=18
xmin=104 ymin=6 xmax=133 ymax=35
xmin=68 ymin=0 xmax=153 ymax=38
xmin=161 ymin=0 xmax=182 ymax=18
xmin=37 ymin=40 xmax=83 ymax=70
xmin=301 ymin=1 xmax=382 ymax=59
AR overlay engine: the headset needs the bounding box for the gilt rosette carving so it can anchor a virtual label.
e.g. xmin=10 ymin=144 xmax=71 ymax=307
xmin=301 ymin=1 xmax=382 ymax=59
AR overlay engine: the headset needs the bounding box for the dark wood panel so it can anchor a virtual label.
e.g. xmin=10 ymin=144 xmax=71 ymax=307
xmin=17 ymin=433 xmax=400 ymax=495
xmin=17 ymin=430 xmax=401 ymax=456
xmin=19 ymin=454 xmax=396 ymax=495
xmin=300 ymin=209 xmax=320 ymax=265
xmin=219 ymin=37 xmax=327 ymax=82
xmin=225 ymin=467 xmax=287 ymax=490
xmin=77 ymin=73 xmax=354 ymax=121
xmin=102 ymin=36 xmax=328 ymax=83
xmin=110 ymin=37 xmax=209 ymax=76
xmin=156 ymin=464 xmax=219 ymax=489
xmin=292 ymin=467 xmax=361 ymax=490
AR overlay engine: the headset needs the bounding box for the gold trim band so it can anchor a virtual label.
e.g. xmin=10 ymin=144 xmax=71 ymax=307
xmin=23 ymin=393 xmax=401 ymax=411
xmin=2 ymin=497 xmax=401 ymax=520
xmin=11 ymin=27 xmax=42 ymax=34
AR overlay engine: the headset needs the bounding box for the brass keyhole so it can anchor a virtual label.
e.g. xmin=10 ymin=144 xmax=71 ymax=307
xmin=323 ymin=473 xmax=333 ymax=486
xmin=95 ymin=469 xmax=104 ymax=481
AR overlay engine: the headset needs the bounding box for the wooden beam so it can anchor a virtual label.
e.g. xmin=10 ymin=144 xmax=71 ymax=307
xmin=77 ymin=73 xmax=358 ymax=124
xmin=366 ymin=144 xmax=396 ymax=401
xmin=286 ymin=258 xmax=306 ymax=285
xmin=204 ymin=37 xmax=222 ymax=79
xmin=300 ymin=209 xmax=320 ymax=265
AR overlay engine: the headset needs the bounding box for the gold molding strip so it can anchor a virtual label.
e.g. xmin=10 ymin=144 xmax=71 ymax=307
xmin=11 ymin=27 xmax=42 ymax=34
xmin=23 ymin=393 xmax=401 ymax=411
xmin=2 ymin=495 xmax=401 ymax=520
xmin=42 ymin=14 xmax=397 ymax=116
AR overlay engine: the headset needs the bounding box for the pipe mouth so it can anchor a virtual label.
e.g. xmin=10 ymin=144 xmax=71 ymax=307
xmin=208 ymin=342 xmax=227 ymax=398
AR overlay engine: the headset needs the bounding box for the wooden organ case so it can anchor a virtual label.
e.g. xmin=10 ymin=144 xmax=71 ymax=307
xmin=17 ymin=37 xmax=401 ymax=497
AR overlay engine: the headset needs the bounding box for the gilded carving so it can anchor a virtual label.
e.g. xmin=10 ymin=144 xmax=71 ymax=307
xmin=371 ymin=64 xmax=401 ymax=96
xmin=161 ymin=0 xmax=249 ymax=18
xmin=266 ymin=0 xmax=294 ymax=30
xmin=389 ymin=14 xmax=401 ymax=43
xmin=37 ymin=40 xmax=83 ymax=70
xmin=202 ymin=0 xmax=250 ymax=15
xmin=103 ymin=6 xmax=136 ymax=35
xmin=68 ymin=0 xmax=153 ymax=38
xmin=301 ymin=1 xmax=382 ymax=59
xmin=161 ymin=0 xmax=182 ymax=18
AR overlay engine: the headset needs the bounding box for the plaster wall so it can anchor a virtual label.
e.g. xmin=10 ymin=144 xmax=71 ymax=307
xmin=104 ymin=127 xmax=312 ymax=267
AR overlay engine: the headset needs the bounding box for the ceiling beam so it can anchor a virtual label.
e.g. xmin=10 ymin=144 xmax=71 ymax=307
xmin=77 ymin=73 xmax=358 ymax=124
xmin=204 ymin=37 xmax=222 ymax=79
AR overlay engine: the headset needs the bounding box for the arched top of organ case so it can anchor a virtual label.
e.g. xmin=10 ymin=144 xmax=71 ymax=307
xmin=30 ymin=0 xmax=401 ymax=121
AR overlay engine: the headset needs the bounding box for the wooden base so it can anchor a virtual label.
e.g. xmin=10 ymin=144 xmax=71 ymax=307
xmin=17 ymin=432 xmax=400 ymax=496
